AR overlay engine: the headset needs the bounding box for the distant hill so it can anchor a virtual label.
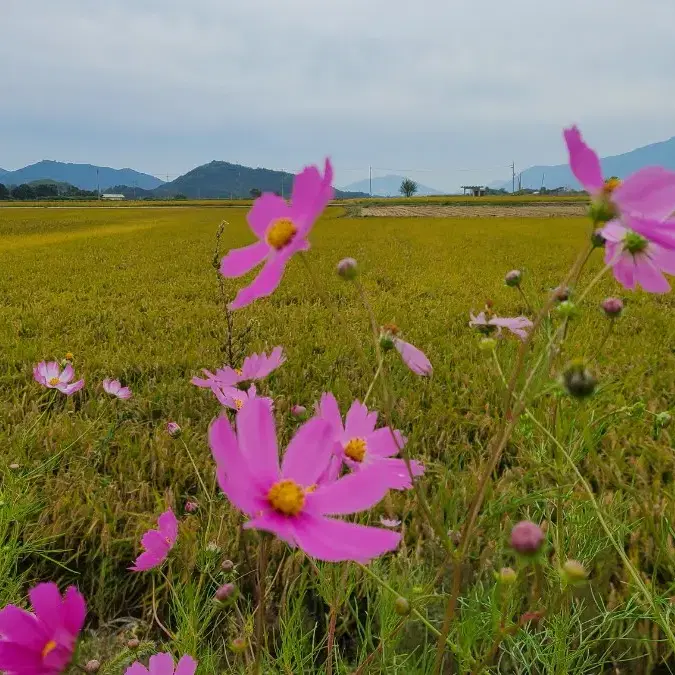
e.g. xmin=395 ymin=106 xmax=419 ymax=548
xmin=153 ymin=160 xmax=367 ymax=199
xmin=342 ymin=174 xmax=443 ymax=197
xmin=106 ymin=184 xmax=155 ymax=199
xmin=491 ymin=136 xmax=675 ymax=191
xmin=0 ymin=168 xmax=7 ymax=178
xmin=0 ymin=161 xmax=164 ymax=191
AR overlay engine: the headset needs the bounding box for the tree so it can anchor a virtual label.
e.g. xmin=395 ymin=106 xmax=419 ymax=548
xmin=173 ymin=193 xmax=188 ymax=200
xmin=34 ymin=183 xmax=58 ymax=198
xmin=0 ymin=184 xmax=9 ymax=200
xmin=11 ymin=184 xmax=36 ymax=200
xmin=250 ymin=188 xmax=262 ymax=199
xmin=400 ymin=178 xmax=418 ymax=198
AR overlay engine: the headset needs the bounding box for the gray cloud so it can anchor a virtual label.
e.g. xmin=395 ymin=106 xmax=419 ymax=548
xmin=2 ymin=0 xmax=675 ymax=189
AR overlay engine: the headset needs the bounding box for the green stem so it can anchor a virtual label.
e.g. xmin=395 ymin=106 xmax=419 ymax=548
xmin=363 ymin=362 xmax=382 ymax=406
xmin=253 ymin=536 xmax=269 ymax=674
xmin=517 ymin=286 xmax=534 ymax=315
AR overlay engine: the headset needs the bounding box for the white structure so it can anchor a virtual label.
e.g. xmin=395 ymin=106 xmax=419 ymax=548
xmin=101 ymin=193 xmax=125 ymax=201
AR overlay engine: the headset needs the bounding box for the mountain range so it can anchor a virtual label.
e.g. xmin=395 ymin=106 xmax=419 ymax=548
xmin=492 ymin=136 xmax=675 ymax=191
xmin=342 ymin=174 xmax=443 ymax=196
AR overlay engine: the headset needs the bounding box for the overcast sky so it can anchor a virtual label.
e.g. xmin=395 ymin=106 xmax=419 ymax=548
xmin=3 ymin=0 xmax=675 ymax=190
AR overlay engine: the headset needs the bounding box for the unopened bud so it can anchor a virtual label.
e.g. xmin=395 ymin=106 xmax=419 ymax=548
xmin=588 ymin=200 xmax=616 ymax=225
xmin=479 ymin=338 xmax=497 ymax=352
xmin=496 ymin=567 xmax=517 ymax=585
xmin=504 ymin=270 xmax=522 ymax=288
xmin=337 ymin=257 xmax=358 ymax=280
xmin=510 ymin=520 xmax=545 ymax=556
xmin=591 ymin=228 xmax=606 ymax=248
xmin=379 ymin=332 xmax=395 ymax=352
xmin=221 ymin=559 xmax=235 ymax=572
xmin=394 ymin=596 xmax=411 ymax=616
xmin=601 ymin=297 xmax=623 ymax=318
xmin=552 ymin=286 xmax=570 ymax=303
xmin=166 ymin=421 xmax=181 ymax=438
xmin=291 ymin=404 xmax=307 ymax=417
xmin=556 ymin=300 xmax=578 ymax=319
xmin=230 ymin=637 xmax=247 ymax=653
xmin=215 ymin=583 xmax=236 ymax=602
xmin=656 ymin=412 xmax=672 ymax=428
xmin=65 ymin=352 xmax=74 ymax=362
xmin=126 ymin=638 xmax=140 ymax=649
xmin=561 ymin=559 xmax=588 ymax=584
xmin=562 ymin=360 xmax=597 ymax=399
xmin=85 ymin=660 xmax=101 ymax=673
xmin=184 ymin=500 xmax=198 ymax=513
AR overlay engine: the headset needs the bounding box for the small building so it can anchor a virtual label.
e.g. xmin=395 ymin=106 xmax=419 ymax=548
xmin=101 ymin=193 xmax=125 ymax=201
xmin=460 ymin=185 xmax=487 ymax=197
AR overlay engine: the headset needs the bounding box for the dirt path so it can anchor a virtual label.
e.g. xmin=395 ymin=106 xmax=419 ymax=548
xmin=361 ymin=204 xmax=587 ymax=218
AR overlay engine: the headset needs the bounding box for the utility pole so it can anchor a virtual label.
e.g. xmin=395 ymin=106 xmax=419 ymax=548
xmin=281 ymin=174 xmax=285 ymax=199
xmin=511 ymin=162 xmax=515 ymax=194
xmin=97 ymin=168 xmax=100 ymax=200
xmin=369 ymin=165 xmax=372 ymax=196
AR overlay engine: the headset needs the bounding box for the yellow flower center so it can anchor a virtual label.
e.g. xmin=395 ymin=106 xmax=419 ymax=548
xmin=235 ymin=368 xmax=243 ymax=376
xmin=234 ymin=398 xmax=244 ymax=410
xmin=65 ymin=353 xmax=74 ymax=361
xmin=266 ymin=218 xmax=297 ymax=250
xmin=42 ymin=640 xmax=57 ymax=659
xmin=48 ymin=377 xmax=60 ymax=386
xmin=602 ymin=177 xmax=621 ymax=195
xmin=344 ymin=438 xmax=367 ymax=462
xmin=267 ymin=479 xmax=305 ymax=516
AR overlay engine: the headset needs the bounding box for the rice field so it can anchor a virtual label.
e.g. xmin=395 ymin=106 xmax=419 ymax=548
xmin=2 ymin=204 xmax=675 ymax=673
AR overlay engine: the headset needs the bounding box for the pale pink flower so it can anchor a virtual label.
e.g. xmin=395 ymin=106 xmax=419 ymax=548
xmin=102 ymin=378 xmax=132 ymax=400
xmin=191 ymin=347 xmax=285 ymax=389
xmin=380 ymin=517 xmax=401 ymax=528
xmin=166 ymin=422 xmax=181 ymax=438
xmin=0 ymin=582 xmax=86 ymax=674
xmin=220 ymin=161 xmax=334 ymax=309
xmin=469 ymin=312 xmax=533 ymax=341
xmin=317 ymin=393 xmax=424 ymax=490
xmin=33 ymin=361 xmax=84 ymax=396
xmin=212 ymin=383 xmax=273 ymax=412
xmin=565 ymin=126 xmax=675 ymax=293
xmin=394 ymin=338 xmax=433 ymax=376
xmin=209 ymin=398 xmax=401 ymax=562
xmin=291 ymin=404 xmax=307 ymax=417
xmin=129 ymin=510 xmax=178 ymax=572
xmin=125 ymin=654 xmax=197 ymax=675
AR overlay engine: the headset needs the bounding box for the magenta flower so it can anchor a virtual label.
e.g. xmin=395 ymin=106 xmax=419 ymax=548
xmin=317 ymin=393 xmax=424 ymax=490
xmin=192 ymin=347 xmax=286 ymax=389
xmin=166 ymin=422 xmax=181 ymax=438
xmin=102 ymin=378 xmax=132 ymax=400
xmin=0 ymin=582 xmax=86 ymax=674
xmin=469 ymin=312 xmax=533 ymax=341
xmin=394 ymin=338 xmax=433 ymax=376
xmin=125 ymin=654 xmax=197 ymax=675
xmin=291 ymin=404 xmax=307 ymax=417
xmin=565 ymin=126 xmax=675 ymax=293
xmin=129 ymin=509 xmax=178 ymax=572
xmin=212 ymin=383 xmax=273 ymax=412
xmin=510 ymin=520 xmax=545 ymax=555
xmin=209 ymin=398 xmax=401 ymax=562
xmin=220 ymin=161 xmax=334 ymax=309
xmin=33 ymin=361 xmax=84 ymax=396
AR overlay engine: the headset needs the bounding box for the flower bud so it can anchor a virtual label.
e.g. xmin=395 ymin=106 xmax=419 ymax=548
xmin=588 ymin=200 xmax=616 ymax=225
xmin=601 ymin=297 xmax=623 ymax=318
xmin=126 ymin=638 xmax=140 ymax=649
xmin=184 ymin=500 xmax=198 ymax=513
xmin=221 ymin=558 xmax=235 ymax=571
xmin=379 ymin=332 xmax=395 ymax=352
xmin=510 ymin=520 xmax=545 ymax=556
xmin=504 ymin=270 xmax=522 ymax=288
xmin=65 ymin=352 xmax=74 ymax=362
xmin=394 ymin=596 xmax=411 ymax=616
xmin=479 ymin=338 xmax=497 ymax=352
xmin=656 ymin=412 xmax=672 ymax=428
xmin=562 ymin=360 xmax=597 ymax=399
xmin=215 ymin=583 xmax=236 ymax=602
xmin=336 ymin=257 xmax=358 ymax=280
xmin=291 ymin=404 xmax=307 ymax=417
xmin=230 ymin=637 xmax=247 ymax=653
xmin=591 ymin=228 xmax=606 ymax=248
xmin=556 ymin=300 xmax=578 ymax=319
xmin=85 ymin=660 xmax=101 ymax=673
xmin=9 ymin=463 xmax=20 ymax=470
xmin=561 ymin=559 xmax=588 ymax=584
xmin=496 ymin=567 xmax=517 ymax=585
xmin=166 ymin=421 xmax=181 ymax=438
xmin=552 ymin=286 xmax=570 ymax=303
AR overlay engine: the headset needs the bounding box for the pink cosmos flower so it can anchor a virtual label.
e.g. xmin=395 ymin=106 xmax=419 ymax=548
xmin=394 ymin=338 xmax=433 ymax=376
xmin=469 ymin=312 xmax=533 ymax=341
xmin=209 ymin=398 xmax=401 ymax=562
xmin=212 ymin=383 xmax=273 ymax=412
xmin=0 ymin=582 xmax=86 ymax=674
xmin=33 ymin=361 xmax=84 ymax=396
xmin=102 ymin=378 xmax=132 ymax=400
xmin=220 ymin=161 xmax=334 ymax=309
xmin=565 ymin=126 xmax=675 ymax=292
xmin=125 ymin=654 xmax=197 ymax=675
xmin=166 ymin=422 xmax=181 ymax=438
xmin=317 ymin=393 xmax=424 ymax=489
xmin=129 ymin=509 xmax=178 ymax=572
xmin=191 ymin=347 xmax=286 ymax=389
